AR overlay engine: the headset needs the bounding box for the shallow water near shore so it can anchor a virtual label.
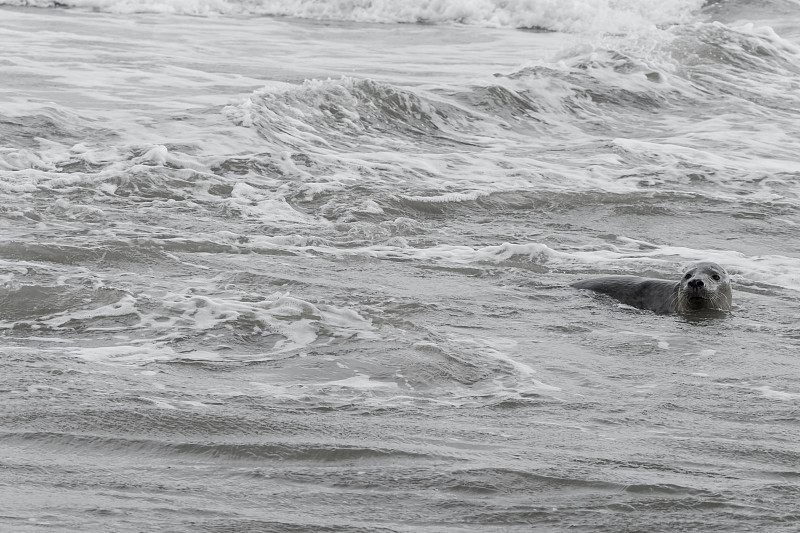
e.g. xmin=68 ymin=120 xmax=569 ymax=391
xmin=1 ymin=0 xmax=800 ymax=531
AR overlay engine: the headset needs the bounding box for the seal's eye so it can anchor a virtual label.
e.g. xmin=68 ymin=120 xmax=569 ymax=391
xmin=712 ymin=274 xmax=720 ymax=281
xmin=684 ymin=272 xmax=692 ymax=279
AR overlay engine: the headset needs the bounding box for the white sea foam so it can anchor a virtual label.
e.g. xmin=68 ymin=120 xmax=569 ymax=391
xmin=755 ymin=386 xmax=800 ymax=401
xmin=0 ymin=148 xmax=58 ymax=173
xmin=42 ymin=295 xmax=139 ymax=329
xmin=403 ymin=191 xmax=490 ymax=204
xmin=9 ymin=287 xmax=378 ymax=364
xmin=3 ymin=0 xmax=706 ymax=32
xmin=236 ymin=237 xmax=800 ymax=294
xmin=324 ymin=375 xmax=399 ymax=389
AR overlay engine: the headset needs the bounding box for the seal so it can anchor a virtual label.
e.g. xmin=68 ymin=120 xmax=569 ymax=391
xmin=572 ymin=262 xmax=732 ymax=314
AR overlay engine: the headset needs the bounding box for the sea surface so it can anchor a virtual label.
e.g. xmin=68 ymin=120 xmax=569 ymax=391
xmin=2 ymin=0 xmax=800 ymax=531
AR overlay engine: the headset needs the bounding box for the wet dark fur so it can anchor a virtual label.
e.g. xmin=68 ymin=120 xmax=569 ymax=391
xmin=572 ymin=262 xmax=732 ymax=314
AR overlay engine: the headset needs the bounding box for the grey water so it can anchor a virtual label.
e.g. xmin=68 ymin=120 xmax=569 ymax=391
xmin=1 ymin=1 xmax=800 ymax=531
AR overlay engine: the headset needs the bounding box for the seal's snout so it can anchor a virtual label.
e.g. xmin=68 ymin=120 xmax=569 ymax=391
xmin=688 ymin=279 xmax=704 ymax=289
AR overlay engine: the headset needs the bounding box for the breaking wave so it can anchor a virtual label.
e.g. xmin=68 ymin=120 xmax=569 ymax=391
xmin=5 ymin=0 xmax=706 ymax=33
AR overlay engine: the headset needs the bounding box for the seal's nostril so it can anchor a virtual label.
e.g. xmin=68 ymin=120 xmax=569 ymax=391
xmin=688 ymin=279 xmax=704 ymax=289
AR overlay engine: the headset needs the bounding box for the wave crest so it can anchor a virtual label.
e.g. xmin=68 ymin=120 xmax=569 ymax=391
xmin=7 ymin=0 xmax=706 ymax=32
xmin=226 ymin=77 xmax=471 ymax=152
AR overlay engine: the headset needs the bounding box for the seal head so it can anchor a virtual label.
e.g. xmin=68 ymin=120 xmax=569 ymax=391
xmin=674 ymin=261 xmax=732 ymax=313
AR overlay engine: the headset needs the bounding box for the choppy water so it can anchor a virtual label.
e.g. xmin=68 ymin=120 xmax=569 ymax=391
xmin=2 ymin=0 xmax=800 ymax=531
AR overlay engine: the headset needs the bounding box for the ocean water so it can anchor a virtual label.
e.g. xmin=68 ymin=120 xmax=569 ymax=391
xmin=2 ymin=0 xmax=800 ymax=531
